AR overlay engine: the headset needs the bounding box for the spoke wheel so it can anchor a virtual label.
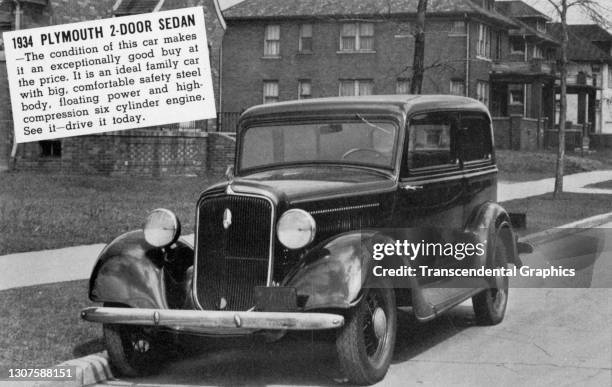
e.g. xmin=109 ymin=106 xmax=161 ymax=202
xmin=103 ymin=323 xmax=165 ymax=377
xmin=336 ymin=287 xmax=397 ymax=385
xmin=472 ymin=230 xmax=510 ymax=325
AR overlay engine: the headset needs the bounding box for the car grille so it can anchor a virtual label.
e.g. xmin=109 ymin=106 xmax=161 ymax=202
xmin=195 ymin=194 xmax=273 ymax=311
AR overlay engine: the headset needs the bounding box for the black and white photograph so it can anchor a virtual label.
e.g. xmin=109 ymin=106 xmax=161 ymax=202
xmin=0 ymin=0 xmax=611 ymax=386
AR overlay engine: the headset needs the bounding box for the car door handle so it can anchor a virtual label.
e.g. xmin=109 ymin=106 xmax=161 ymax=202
xmin=400 ymin=183 xmax=423 ymax=192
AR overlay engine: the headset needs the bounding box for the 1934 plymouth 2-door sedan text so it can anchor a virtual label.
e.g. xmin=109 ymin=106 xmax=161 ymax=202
xmin=81 ymin=95 xmax=524 ymax=385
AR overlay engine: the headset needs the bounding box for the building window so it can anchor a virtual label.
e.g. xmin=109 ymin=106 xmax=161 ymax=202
xmin=533 ymin=45 xmax=543 ymax=59
xmin=263 ymin=81 xmax=279 ymax=104
xmin=339 ymin=79 xmax=374 ymax=96
xmin=449 ymin=21 xmax=467 ymax=35
xmin=299 ymin=24 xmax=313 ymax=52
xmin=509 ymin=86 xmax=524 ymax=105
xmin=495 ymin=32 xmax=503 ymax=60
xmin=476 ymin=24 xmax=491 ymax=58
xmin=396 ymin=78 xmax=411 ymax=94
xmin=477 ymin=81 xmax=489 ymax=106
xmin=536 ymin=20 xmax=546 ymax=33
xmin=450 ymin=80 xmax=465 ymax=96
xmin=340 ymin=23 xmax=374 ymax=51
xmin=264 ymin=25 xmax=280 ymax=57
xmin=511 ymin=40 xmax=524 ymax=55
xmin=298 ymin=80 xmax=311 ymax=99
xmin=39 ymin=140 xmax=61 ymax=158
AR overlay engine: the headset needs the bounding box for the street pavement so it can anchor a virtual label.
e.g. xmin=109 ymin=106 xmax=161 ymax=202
xmin=95 ymin=222 xmax=612 ymax=387
xmin=0 ymin=170 xmax=611 ymax=291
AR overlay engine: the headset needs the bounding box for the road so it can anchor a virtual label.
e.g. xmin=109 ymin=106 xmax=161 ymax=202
xmin=98 ymin=224 xmax=612 ymax=387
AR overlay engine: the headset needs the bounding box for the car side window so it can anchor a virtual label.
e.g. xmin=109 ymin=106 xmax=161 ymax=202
xmin=406 ymin=112 xmax=458 ymax=170
xmin=458 ymin=113 xmax=492 ymax=163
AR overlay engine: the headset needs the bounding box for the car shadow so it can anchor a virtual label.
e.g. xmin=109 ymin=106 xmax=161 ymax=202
xmin=127 ymin=304 xmax=476 ymax=386
xmin=393 ymin=304 xmax=475 ymax=363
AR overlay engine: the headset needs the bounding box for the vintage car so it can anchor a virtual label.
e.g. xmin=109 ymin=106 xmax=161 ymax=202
xmin=81 ymin=95 xmax=525 ymax=385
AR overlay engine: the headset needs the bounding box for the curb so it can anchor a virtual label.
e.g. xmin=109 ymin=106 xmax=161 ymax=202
xmin=519 ymin=211 xmax=612 ymax=245
xmin=40 ymin=352 xmax=112 ymax=387
xmin=53 ymin=212 xmax=612 ymax=386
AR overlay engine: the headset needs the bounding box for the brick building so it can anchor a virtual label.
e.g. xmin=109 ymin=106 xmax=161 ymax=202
xmin=0 ymin=0 xmax=236 ymax=175
xmin=221 ymin=0 xmax=517 ymax=112
xmin=220 ymin=0 xmax=565 ymax=151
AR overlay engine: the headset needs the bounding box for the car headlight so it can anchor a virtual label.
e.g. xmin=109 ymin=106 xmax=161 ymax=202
xmin=277 ymin=209 xmax=316 ymax=250
xmin=143 ymin=209 xmax=181 ymax=247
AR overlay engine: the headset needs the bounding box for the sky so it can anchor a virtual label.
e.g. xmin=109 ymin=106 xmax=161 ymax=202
xmin=217 ymin=0 xmax=611 ymax=27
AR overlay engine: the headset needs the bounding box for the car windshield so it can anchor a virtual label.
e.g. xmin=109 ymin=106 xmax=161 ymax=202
xmin=239 ymin=120 xmax=398 ymax=172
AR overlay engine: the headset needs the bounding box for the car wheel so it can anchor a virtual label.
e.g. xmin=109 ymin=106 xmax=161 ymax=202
xmin=103 ymin=322 xmax=166 ymax=377
xmin=472 ymin=230 xmax=509 ymax=325
xmin=336 ymin=286 xmax=397 ymax=385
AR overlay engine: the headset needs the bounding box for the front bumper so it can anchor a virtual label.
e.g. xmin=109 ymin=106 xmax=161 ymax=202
xmin=81 ymin=307 xmax=344 ymax=331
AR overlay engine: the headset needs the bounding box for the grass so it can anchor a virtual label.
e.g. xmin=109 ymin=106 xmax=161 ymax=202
xmin=0 ymin=280 xmax=101 ymax=370
xmin=496 ymin=148 xmax=612 ymax=182
xmin=502 ymin=192 xmax=612 ymax=236
xmin=0 ymin=171 xmax=222 ymax=255
xmin=585 ymin=180 xmax=612 ymax=190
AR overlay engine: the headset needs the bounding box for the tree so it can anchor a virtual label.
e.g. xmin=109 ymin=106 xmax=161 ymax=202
xmin=409 ymin=0 xmax=428 ymax=94
xmin=544 ymin=0 xmax=611 ymax=197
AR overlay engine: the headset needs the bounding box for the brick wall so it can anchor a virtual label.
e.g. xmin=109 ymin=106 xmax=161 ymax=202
xmin=206 ymin=132 xmax=236 ymax=174
xmin=14 ymin=129 xmax=237 ymax=176
xmin=222 ymin=17 xmax=478 ymax=112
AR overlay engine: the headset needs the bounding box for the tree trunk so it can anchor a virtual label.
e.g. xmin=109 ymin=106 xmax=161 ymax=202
xmin=554 ymin=2 xmax=568 ymax=197
xmin=410 ymin=0 xmax=428 ymax=94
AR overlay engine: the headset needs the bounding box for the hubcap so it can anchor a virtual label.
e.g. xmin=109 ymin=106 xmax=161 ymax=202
xmin=372 ymin=307 xmax=387 ymax=340
xmin=132 ymin=338 xmax=150 ymax=353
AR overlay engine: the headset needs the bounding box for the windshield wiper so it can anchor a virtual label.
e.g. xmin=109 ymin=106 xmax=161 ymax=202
xmin=355 ymin=114 xmax=393 ymax=134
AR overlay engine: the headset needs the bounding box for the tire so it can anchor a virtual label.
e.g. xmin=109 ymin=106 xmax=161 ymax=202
xmin=103 ymin=322 xmax=168 ymax=377
xmin=336 ymin=287 xmax=397 ymax=385
xmin=472 ymin=230 xmax=510 ymax=325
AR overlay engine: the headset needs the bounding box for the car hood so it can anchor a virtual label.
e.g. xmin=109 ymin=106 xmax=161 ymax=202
xmin=205 ymin=167 xmax=396 ymax=204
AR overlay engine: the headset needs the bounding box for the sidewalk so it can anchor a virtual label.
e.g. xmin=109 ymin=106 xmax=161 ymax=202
xmin=498 ymin=170 xmax=612 ymax=201
xmin=1 ymin=170 xmax=611 ymax=291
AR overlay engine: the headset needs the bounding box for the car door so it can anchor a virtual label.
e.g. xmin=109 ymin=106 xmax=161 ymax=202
xmin=393 ymin=110 xmax=465 ymax=290
xmin=458 ymin=112 xmax=497 ymax=271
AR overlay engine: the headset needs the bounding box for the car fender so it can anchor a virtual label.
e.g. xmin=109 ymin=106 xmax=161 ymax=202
xmin=88 ymin=230 xmax=194 ymax=309
xmin=464 ymin=201 xmax=519 ymax=267
xmin=283 ymin=230 xmax=410 ymax=311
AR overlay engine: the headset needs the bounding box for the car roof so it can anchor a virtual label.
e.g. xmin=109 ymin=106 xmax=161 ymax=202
xmin=240 ymin=95 xmax=489 ymax=122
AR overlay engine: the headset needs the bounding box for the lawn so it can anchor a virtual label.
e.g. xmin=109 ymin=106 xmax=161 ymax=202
xmin=0 ymin=171 xmax=222 ymax=255
xmin=502 ymin=192 xmax=612 ymax=236
xmin=0 ymin=280 xmax=101 ymax=370
xmin=496 ymin=148 xmax=612 ymax=182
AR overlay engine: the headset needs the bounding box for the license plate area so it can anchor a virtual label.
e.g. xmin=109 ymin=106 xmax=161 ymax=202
xmin=254 ymin=286 xmax=298 ymax=312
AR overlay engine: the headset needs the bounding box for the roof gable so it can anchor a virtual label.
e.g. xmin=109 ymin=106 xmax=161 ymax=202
xmin=548 ymin=23 xmax=612 ymax=62
xmin=567 ymin=24 xmax=612 ymax=42
xmin=495 ymin=1 xmax=550 ymax=20
xmin=114 ymin=0 xmax=161 ymax=15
